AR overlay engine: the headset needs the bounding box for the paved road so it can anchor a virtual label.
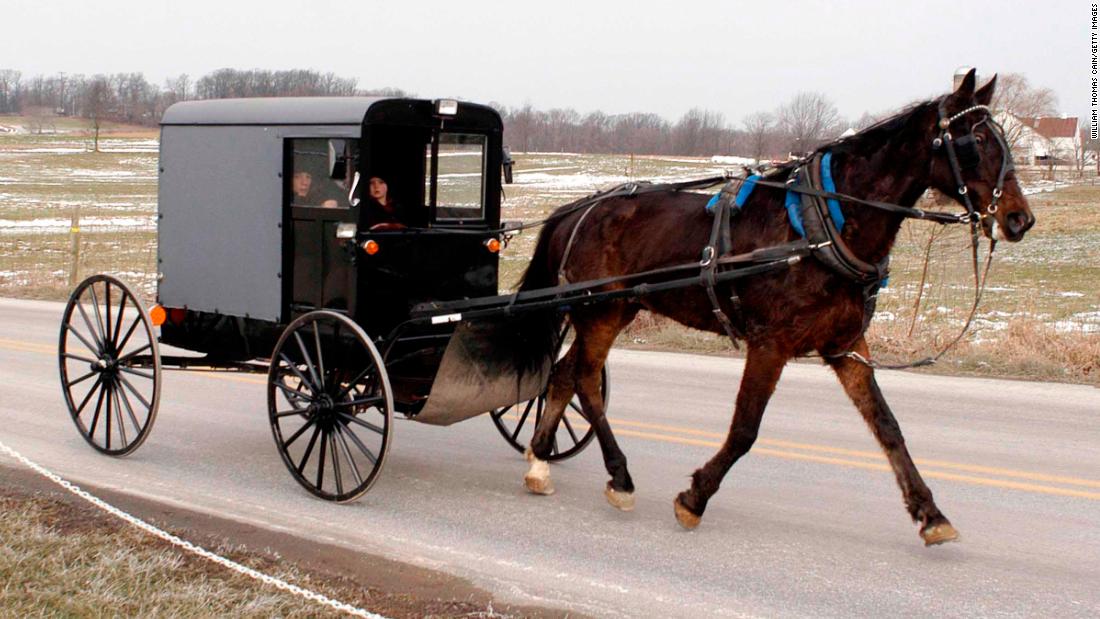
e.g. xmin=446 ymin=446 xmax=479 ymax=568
xmin=2 ymin=297 xmax=1098 ymax=617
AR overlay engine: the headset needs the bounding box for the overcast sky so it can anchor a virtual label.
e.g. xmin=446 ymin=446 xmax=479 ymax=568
xmin=2 ymin=0 xmax=1088 ymax=125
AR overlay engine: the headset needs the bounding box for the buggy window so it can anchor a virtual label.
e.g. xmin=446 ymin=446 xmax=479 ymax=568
xmin=426 ymin=133 xmax=486 ymax=221
xmin=289 ymin=138 xmax=349 ymax=208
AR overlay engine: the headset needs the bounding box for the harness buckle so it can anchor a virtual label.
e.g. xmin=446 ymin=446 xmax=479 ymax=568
xmin=700 ymin=245 xmax=716 ymax=267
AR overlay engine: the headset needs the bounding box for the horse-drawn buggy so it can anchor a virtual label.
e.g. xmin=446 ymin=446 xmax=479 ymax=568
xmin=58 ymin=96 xmax=605 ymax=502
xmin=58 ymin=72 xmax=1037 ymax=545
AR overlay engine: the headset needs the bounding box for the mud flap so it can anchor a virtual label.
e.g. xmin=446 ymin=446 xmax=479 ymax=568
xmin=414 ymin=318 xmax=557 ymax=426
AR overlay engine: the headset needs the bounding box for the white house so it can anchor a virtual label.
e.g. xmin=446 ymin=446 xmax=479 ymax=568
xmin=996 ymin=113 xmax=1081 ymax=165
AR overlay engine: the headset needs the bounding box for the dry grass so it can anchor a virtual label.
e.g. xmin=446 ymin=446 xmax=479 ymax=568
xmin=0 ymin=495 xmax=349 ymax=617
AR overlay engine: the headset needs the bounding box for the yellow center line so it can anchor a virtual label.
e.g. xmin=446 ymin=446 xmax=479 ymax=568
xmin=6 ymin=337 xmax=1099 ymax=500
xmin=605 ymin=417 xmax=1100 ymax=490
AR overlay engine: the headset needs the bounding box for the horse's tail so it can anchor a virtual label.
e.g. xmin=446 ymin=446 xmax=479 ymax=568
xmin=511 ymin=216 xmax=566 ymax=371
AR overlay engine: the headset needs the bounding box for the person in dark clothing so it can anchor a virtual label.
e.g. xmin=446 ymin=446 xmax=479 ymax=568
xmin=362 ymin=176 xmax=405 ymax=231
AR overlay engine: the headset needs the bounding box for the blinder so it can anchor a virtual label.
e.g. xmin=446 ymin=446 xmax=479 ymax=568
xmin=953 ymin=133 xmax=981 ymax=169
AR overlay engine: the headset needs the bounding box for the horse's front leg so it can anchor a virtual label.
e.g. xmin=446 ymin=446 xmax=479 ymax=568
xmin=826 ymin=336 xmax=958 ymax=546
xmin=674 ymin=344 xmax=786 ymax=529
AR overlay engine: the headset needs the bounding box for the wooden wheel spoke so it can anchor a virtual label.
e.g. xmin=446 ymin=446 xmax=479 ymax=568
xmin=274 ymin=408 xmax=308 ymax=419
xmin=511 ymin=399 xmax=535 ymax=442
xmin=561 ymin=414 xmax=580 ymax=445
xmin=274 ymin=379 xmax=316 ymax=405
xmin=116 ymin=381 xmax=143 ymax=435
xmin=315 ymin=428 xmax=328 ymax=490
xmin=118 ymin=374 xmax=152 ymax=409
xmin=74 ymin=376 xmax=103 ymax=416
xmin=490 ymin=404 xmax=514 ymax=420
xmin=296 ymin=423 xmax=321 ymax=475
xmin=116 ymin=342 xmax=153 ymax=363
xmin=62 ymin=352 xmax=98 ymax=364
xmin=337 ymin=364 xmax=377 ymax=400
xmin=312 ymin=325 xmax=326 ymax=391
xmin=118 ymin=366 xmax=155 ymax=380
xmin=65 ymin=323 xmax=101 ymax=355
xmin=112 ymin=293 xmax=128 ymax=349
xmin=88 ymin=383 xmax=107 ymax=442
xmin=67 ymin=369 xmax=98 ymax=389
xmin=336 ymin=411 xmax=385 ymax=435
xmin=105 ymin=282 xmax=112 ymax=344
xmin=293 ymin=332 xmax=322 ymax=394
xmin=329 ymin=433 xmax=343 ymax=495
xmin=88 ymin=285 xmax=108 ymax=347
xmin=336 ymin=395 xmax=384 ymax=410
xmin=75 ymin=301 xmax=104 ymax=351
xmin=104 ymin=381 xmax=113 ymax=449
xmin=283 ymin=417 xmax=316 ymax=447
xmin=333 ymin=425 xmax=364 ymax=486
xmin=112 ymin=386 xmax=128 ymax=447
xmin=277 ymin=354 xmax=319 ymax=394
xmin=115 ymin=314 xmax=142 ymax=353
xmin=338 ymin=419 xmax=377 ymax=466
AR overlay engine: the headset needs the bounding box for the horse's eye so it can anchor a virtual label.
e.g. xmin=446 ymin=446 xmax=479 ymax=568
xmin=975 ymin=135 xmax=983 ymax=144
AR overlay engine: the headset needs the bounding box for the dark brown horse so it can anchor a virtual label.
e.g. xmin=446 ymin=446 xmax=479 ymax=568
xmin=517 ymin=70 xmax=1035 ymax=546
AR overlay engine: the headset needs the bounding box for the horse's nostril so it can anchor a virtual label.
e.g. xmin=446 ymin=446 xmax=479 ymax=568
xmin=1006 ymin=211 xmax=1033 ymax=237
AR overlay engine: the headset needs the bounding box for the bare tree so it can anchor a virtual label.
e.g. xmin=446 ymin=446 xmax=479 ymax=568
xmin=986 ymin=72 xmax=1058 ymax=153
xmin=742 ymin=111 xmax=775 ymax=162
xmin=84 ymin=76 xmax=114 ymax=152
xmin=777 ymin=91 xmax=841 ymax=156
xmin=0 ymin=69 xmax=22 ymax=114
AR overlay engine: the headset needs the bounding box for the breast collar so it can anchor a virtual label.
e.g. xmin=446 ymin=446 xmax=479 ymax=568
xmin=788 ymin=153 xmax=889 ymax=286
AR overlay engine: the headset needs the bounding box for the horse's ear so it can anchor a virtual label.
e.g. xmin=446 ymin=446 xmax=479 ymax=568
xmin=975 ymin=74 xmax=997 ymax=105
xmin=952 ymin=68 xmax=977 ymax=99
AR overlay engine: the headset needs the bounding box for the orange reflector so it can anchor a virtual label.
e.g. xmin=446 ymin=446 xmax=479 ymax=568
xmin=484 ymin=238 xmax=501 ymax=253
xmin=363 ymin=239 xmax=380 ymax=255
xmin=149 ymin=305 xmax=167 ymax=327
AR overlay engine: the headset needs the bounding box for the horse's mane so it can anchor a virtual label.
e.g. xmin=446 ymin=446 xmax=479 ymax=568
xmin=760 ymin=96 xmax=942 ymax=180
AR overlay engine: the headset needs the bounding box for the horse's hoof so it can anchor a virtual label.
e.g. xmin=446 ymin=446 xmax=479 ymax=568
xmin=604 ymin=484 xmax=635 ymax=511
xmin=524 ymin=448 xmax=554 ymax=496
xmin=920 ymin=522 xmax=960 ymax=546
xmin=673 ymin=496 xmax=701 ymax=530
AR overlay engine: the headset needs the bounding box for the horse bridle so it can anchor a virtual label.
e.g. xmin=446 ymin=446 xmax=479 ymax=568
xmin=831 ymin=100 xmax=1014 ymax=370
xmin=932 ymin=102 xmax=1014 ymax=227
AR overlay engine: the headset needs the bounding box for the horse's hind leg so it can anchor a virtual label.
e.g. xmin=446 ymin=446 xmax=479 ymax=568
xmin=523 ymin=345 xmax=577 ymax=496
xmin=826 ymin=336 xmax=958 ymax=546
xmin=674 ymin=343 xmax=786 ymax=529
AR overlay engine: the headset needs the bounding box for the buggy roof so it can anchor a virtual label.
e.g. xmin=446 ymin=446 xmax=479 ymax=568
xmin=160 ymin=96 xmax=388 ymax=126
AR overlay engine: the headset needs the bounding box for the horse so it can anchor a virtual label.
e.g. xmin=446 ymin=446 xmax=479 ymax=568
xmin=515 ymin=69 xmax=1035 ymax=546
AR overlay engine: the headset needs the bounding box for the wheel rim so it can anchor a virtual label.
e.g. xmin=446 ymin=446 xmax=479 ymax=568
xmin=268 ymin=311 xmax=393 ymax=503
xmin=490 ymin=364 xmax=605 ymax=462
xmin=58 ymin=275 xmax=161 ymax=456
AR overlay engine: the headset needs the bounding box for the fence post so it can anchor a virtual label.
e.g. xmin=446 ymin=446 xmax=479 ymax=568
xmin=68 ymin=205 xmax=81 ymax=287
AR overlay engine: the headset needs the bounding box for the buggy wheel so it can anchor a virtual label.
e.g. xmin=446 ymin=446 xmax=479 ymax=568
xmin=58 ymin=274 xmax=161 ymax=456
xmin=268 ymin=311 xmax=393 ymax=503
xmin=491 ymin=364 xmax=606 ymax=462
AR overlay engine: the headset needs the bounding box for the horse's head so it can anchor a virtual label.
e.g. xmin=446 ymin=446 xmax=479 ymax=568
xmin=926 ymin=69 xmax=1035 ymax=242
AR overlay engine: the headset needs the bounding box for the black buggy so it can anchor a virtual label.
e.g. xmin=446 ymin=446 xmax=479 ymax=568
xmin=57 ymin=97 xmax=605 ymax=502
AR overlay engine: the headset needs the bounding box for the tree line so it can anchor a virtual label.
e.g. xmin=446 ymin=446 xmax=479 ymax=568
xmin=0 ymin=68 xmax=1063 ymax=162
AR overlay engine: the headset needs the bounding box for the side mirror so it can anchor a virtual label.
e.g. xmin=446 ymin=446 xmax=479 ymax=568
xmin=327 ymin=139 xmax=347 ymax=179
xmin=502 ymin=146 xmax=514 ymax=184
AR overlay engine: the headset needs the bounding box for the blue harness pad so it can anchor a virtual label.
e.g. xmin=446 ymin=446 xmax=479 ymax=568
xmin=705 ymin=174 xmax=760 ymax=214
xmin=820 ymin=152 xmax=845 ymax=230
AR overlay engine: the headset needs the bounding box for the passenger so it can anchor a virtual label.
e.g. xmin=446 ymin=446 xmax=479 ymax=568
xmin=292 ymin=169 xmax=339 ymax=207
xmin=363 ymin=176 xmax=405 ymax=231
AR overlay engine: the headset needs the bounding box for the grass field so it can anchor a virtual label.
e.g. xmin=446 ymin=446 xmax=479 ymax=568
xmin=1 ymin=120 xmax=1097 ymax=382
